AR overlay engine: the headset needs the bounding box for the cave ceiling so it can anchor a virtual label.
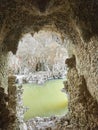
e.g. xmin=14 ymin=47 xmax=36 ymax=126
xmin=0 ymin=0 xmax=98 ymax=53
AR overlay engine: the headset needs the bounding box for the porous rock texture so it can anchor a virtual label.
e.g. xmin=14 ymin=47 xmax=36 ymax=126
xmin=0 ymin=49 xmax=8 ymax=91
xmin=64 ymin=55 xmax=98 ymax=130
xmin=0 ymin=0 xmax=98 ymax=130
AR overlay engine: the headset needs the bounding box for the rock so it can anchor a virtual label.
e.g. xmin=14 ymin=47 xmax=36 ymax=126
xmin=26 ymin=116 xmax=70 ymax=130
xmin=19 ymin=123 xmax=28 ymax=130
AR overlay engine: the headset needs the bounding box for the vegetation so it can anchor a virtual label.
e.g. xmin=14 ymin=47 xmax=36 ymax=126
xmin=23 ymin=79 xmax=68 ymax=120
xmin=8 ymin=32 xmax=67 ymax=75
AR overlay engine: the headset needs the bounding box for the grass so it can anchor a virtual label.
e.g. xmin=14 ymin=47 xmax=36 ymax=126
xmin=23 ymin=79 xmax=68 ymax=120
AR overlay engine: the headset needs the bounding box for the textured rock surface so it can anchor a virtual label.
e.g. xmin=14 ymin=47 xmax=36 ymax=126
xmin=0 ymin=49 xmax=8 ymax=91
xmin=0 ymin=0 xmax=98 ymax=130
xmin=16 ymin=84 xmax=27 ymax=130
xmin=26 ymin=116 xmax=69 ymax=130
xmin=8 ymin=76 xmax=27 ymax=130
xmin=8 ymin=76 xmax=17 ymax=130
xmin=0 ymin=86 xmax=15 ymax=130
xmin=64 ymin=55 xmax=98 ymax=130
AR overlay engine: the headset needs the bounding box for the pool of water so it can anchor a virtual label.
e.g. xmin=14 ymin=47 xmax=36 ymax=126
xmin=23 ymin=79 xmax=68 ymax=120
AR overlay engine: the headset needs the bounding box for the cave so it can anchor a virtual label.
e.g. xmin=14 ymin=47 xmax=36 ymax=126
xmin=8 ymin=31 xmax=68 ymax=122
xmin=0 ymin=0 xmax=98 ymax=130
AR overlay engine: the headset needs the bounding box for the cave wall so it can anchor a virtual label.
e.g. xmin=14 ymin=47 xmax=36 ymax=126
xmin=64 ymin=36 xmax=98 ymax=129
xmin=64 ymin=64 xmax=98 ymax=130
xmin=0 ymin=48 xmax=8 ymax=92
xmin=65 ymin=36 xmax=98 ymax=102
xmin=0 ymin=0 xmax=98 ymax=129
xmin=76 ymin=38 xmax=98 ymax=102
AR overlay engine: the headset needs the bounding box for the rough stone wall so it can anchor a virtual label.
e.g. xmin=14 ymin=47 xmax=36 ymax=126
xmin=0 ymin=49 xmax=8 ymax=92
xmin=0 ymin=0 xmax=98 ymax=129
xmin=16 ymin=84 xmax=27 ymax=130
xmin=8 ymin=76 xmax=17 ymax=130
xmin=0 ymin=87 xmax=15 ymax=130
xmin=64 ymin=54 xmax=98 ymax=130
xmin=75 ymin=38 xmax=98 ymax=102
xmin=65 ymin=35 xmax=98 ymax=99
xmin=8 ymin=76 xmax=27 ymax=130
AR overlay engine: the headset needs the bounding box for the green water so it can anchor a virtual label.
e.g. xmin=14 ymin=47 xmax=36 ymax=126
xmin=23 ymin=79 xmax=68 ymax=120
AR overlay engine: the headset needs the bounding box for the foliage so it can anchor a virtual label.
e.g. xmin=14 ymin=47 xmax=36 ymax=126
xmin=8 ymin=31 xmax=68 ymax=75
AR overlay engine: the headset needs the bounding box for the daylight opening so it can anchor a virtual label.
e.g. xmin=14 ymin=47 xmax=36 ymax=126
xmin=8 ymin=30 xmax=68 ymax=121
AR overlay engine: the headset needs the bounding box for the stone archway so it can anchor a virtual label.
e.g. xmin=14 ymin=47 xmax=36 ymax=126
xmin=0 ymin=0 xmax=98 ymax=130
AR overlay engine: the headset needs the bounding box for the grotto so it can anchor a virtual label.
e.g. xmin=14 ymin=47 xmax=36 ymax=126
xmin=0 ymin=0 xmax=98 ymax=130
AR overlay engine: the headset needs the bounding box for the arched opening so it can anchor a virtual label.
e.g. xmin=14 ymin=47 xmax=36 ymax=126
xmin=8 ymin=30 xmax=70 ymax=129
xmin=0 ymin=1 xmax=98 ymax=130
